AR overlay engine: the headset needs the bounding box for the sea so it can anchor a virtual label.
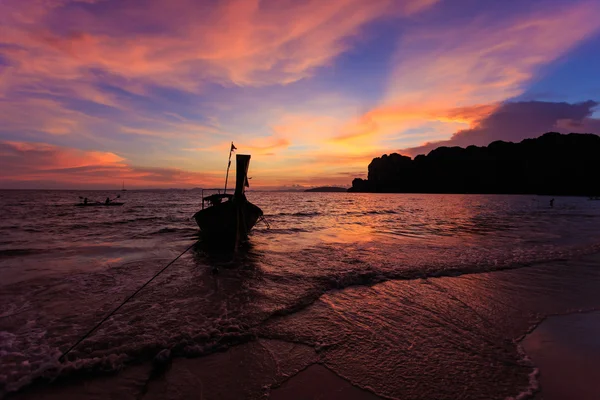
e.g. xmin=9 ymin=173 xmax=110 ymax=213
xmin=1 ymin=190 xmax=600 ymax=398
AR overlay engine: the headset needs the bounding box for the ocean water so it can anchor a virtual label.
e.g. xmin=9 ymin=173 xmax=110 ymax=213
xmin=1 ymin=190 xmax=600 ymax=397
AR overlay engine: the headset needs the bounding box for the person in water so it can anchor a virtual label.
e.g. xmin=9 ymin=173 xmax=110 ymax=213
xmin=550 ymin=198 xmax=555 ymax=207
xmin=105 ymin=197 xmax=110 ymax=205
xmin=84 ymin=197 xmax=88 ymax=205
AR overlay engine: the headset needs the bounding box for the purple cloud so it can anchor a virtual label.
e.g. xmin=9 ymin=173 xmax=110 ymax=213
xmin=405 ymin=100 xmax=600 ymax=156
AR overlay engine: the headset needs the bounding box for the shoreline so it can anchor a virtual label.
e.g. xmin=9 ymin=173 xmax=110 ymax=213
xmin=521 ymin=310 xmax=600 ymax=400
xmin=7 ymin=252 xmax=600 ymax=400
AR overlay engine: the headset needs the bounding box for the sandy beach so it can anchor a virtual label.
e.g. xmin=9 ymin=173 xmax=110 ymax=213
xmin=8 ymin=251 xmax=600 ymax=400
xmin=522 ymin=311 xmax=600 ymax=400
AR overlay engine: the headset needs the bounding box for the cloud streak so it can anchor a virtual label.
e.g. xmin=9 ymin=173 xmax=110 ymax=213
xmin=0 ymin=141 xmax=223 ymax=188
xmin=0 ymin=0 xmax=436 ymax=90
xmin=403 ymin=100 xmax=600 ymax=156
xmin=343 ymin=1 xmax=600 ymax=149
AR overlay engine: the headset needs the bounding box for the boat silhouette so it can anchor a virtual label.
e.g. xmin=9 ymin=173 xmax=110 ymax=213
xmin=193 ymin=151 xmax=263 ymax=246
xmin=75 ymin=202 xmax=124 ymax=207
xmin=76 ymin=195 xmax=124 ymax=206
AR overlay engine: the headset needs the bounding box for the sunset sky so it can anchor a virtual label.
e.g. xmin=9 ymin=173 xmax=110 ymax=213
xmin=1 ymin=0 xmax=599 ymax=189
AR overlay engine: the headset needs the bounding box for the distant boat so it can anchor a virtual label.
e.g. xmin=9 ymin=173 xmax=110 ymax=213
xmin=122 ymin=181 xmax=127 ymax=191
xmin=75 ymin=202 xmax=124 ymax=207
xmin=193 ymin=152 xmax=263 ymax=246
xmin=76 ymin=195 xmax=124 ymax=207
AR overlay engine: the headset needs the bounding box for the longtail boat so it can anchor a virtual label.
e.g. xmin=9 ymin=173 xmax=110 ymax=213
xmin=193 ymin=147 xmax=263 ymax=246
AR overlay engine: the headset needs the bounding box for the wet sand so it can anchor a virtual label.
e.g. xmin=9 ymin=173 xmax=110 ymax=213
xmin=9 ymin=253 xmax=600 ymax=400
xmin=522 ymin=311 xmax=600 ymax=400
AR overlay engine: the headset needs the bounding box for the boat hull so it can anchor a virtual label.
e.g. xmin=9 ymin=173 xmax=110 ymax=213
xmin=193 ymin=200 xmax=262 ymax=242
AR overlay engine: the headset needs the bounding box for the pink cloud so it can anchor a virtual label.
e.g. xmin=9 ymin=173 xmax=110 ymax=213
xmin=0 ymin=140 xmax=362 ymax=188
xmin=0 ymin=141 xmax=223 ymax=188
xmin=0 ymin=0 xmax=438 ymax=91
xmin=344 ymin=1 xmax=600 ymax=149
xmin=1 ymin=0 xmax=599 ymax=189
xmin=0 ymin=0 xmax=440 ymax=189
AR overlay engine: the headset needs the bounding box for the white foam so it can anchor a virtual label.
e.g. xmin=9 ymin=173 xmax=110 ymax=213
xmin=506 ymin=342 xmax=540 ymax=400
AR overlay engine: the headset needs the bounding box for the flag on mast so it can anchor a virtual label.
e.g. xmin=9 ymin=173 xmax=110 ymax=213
xmin=231 ymin=142 xmax=237 ymax=152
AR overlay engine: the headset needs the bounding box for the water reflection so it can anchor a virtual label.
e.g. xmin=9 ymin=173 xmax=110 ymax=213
xmin=2 ymin=191 xmax=600 ymax=396
xmin=190 ymin=239 xmax=264 ymax=270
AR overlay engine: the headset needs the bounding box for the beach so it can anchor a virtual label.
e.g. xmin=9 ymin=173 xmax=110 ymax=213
xmin=7 ymin=252 xmax=600 ymax=399
xmin=2 ymin=191 xmax=600 ymax=399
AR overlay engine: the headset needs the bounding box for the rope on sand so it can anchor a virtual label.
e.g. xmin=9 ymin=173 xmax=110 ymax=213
xmin=59 ymin=241 xmax=197 ymax=362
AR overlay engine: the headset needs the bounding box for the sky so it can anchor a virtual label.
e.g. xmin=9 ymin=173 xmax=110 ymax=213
xmin=1 ymin=0 xmax=599 ymax=189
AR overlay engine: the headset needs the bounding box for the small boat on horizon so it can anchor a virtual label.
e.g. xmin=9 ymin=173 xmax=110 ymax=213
xmin=76 ymin=195 xmax=124 ymax=207
xmin=76 ymin=202 xmax=125 ymax=207
xmin=193 ymin=146 xmax=263 ymax=247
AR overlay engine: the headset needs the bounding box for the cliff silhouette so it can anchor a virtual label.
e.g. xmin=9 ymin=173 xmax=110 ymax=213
xmin=349 ymin=132 xmax=600 ymax=195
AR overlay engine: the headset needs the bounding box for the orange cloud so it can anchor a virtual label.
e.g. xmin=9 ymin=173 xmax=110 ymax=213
xmin=0 ymin=97 xmax=100 ymax=137
xmin=0 ymin=140 xmax=366 ymax=188
xmin=3 ymin=141 xmax=124 ymax=169
xmin=245 ymin=138 xmax=291 ymax=153
xmin=345 ymin=1 xmax=600 ymax=149
xmin=404 ymin=100 xmax=600 ymax=156
xmin=190 ymin=136 xmax=291 ymax=155
xmin=0 ymin=141 xmax=223 ymax=188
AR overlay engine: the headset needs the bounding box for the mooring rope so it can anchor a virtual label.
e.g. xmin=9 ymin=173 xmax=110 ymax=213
xmin=258 ymin=215 xmax=271 ymax=229
xmin=59 ymin=241 xmax=197 ymax=362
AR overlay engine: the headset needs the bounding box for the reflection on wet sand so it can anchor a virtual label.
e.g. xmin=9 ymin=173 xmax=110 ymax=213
xmin=522 ymin=311 xmax=600 ymax=400
xmin=10 ymin=253 xmax=600 ymax=400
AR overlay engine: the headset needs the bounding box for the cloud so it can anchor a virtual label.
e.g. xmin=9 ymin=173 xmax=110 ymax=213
xmin=403 ymin=100 xmax=600 ymax=156
xmin=189 ymin=136 xmax=291 ymax=156
xmin=0 ymin=0 xmax=439 ymax=187
xmin=0 ymin=0 xmax=438 ymax=90
xmin=344 ymin=1 xmax=600 ymax=150
xmin=0 ymin=139 xmax=365 ymax=188
xmin=386 ymin=1 xmax=600 ymax=105
xmin=1 ymin=0 xmax=599 ymax=189
xmin=0 ymin=141 xmax=222 ymax=188
xmin=0 ymin=140 xmax=124 ymax=168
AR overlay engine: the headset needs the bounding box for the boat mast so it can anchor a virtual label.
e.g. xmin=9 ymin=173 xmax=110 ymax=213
xmin=224 ymin=142 xmax=236 ymax=193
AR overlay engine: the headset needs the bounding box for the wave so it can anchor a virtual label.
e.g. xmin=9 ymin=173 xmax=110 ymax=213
xmin=266 ymin=241 xmax=600 ymax=322
xmin=342 ymin=209 xmax=398 ymax=216
xmin=253 ymin=227 xmax=308 ymax=235
xmin=22 ymin=227 xmax=44 ymax=233
xmin=271 ymin=211 xmax=322 ymax=217
xmin=111 ymin=216 xmax=165 ymax=225
xmin=365 ymin=209 xmax=398 ymax=215
xmin=152 ymin=227 xmax=198 ymax=235
xmin=0 ymin=248 xmax=42 ymax=258
xmin=0 ymin=315 xmax=254 ymax=397
xmin=4 ymin=242 xmax=600 ymax=397
xmin=70 ymin=223 xmax=91 ymax=230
